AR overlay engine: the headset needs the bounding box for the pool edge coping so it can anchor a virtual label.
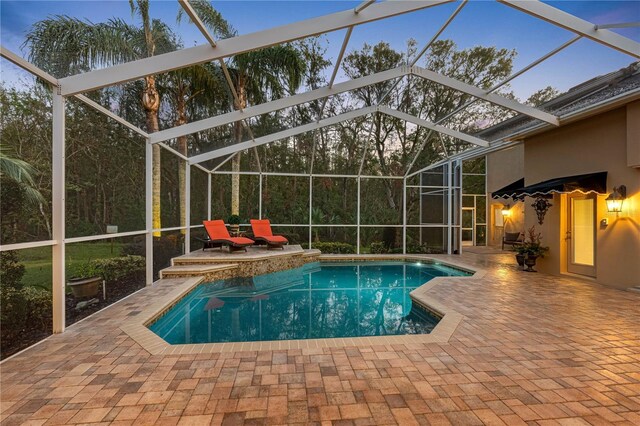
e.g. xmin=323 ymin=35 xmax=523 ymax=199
xmin=121 ymin=255 xmax=485 ymax=355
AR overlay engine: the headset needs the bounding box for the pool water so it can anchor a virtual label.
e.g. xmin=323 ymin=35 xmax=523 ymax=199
xmin=149 ymin=261 xmax=470 ymax=344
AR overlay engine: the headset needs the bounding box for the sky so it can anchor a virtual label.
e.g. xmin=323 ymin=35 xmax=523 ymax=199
xmin=1 ymin=0 xmax=639 ymax=100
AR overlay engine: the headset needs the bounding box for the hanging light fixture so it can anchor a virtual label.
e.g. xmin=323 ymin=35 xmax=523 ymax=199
xmin=606 ymin=185 xmax=626 ymax=213
xmin=501 ymin=204 xmax=511 ymax=216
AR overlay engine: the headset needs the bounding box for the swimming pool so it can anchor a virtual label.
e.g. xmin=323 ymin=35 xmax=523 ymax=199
xmin=148 ymin=261 xmax=471 ymax=344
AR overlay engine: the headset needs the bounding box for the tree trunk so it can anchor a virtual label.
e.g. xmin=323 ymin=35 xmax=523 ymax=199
xmin=143 ymin=75 xmax=161 ymax=237
xmin=230 ymin=77 xmax=247 ymax=217
xmin=176 ymin=93 xmax=188 ymax=235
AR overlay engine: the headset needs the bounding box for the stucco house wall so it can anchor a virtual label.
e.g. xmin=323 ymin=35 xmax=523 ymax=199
xmin=486 ymin=145 xmax=525 ymax=246
xmin=522 ymin=103 xmax=640 ymax=288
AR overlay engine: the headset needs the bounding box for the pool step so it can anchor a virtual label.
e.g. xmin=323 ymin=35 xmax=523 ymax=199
xmin=171 ymin=245 xmax=310 ymax=266
xmin=159 ymin=263 xmax=238 ymax=279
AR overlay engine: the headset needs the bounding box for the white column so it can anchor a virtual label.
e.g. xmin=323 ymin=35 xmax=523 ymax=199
xmin=52 ymin=92 xmax=66 ymax=333
xmin=402 ymin=178 xmax=407 ymax=254
xmin=184 ymin=162 xmax=191 ymax=254
xmin=207 ymin=173 xmax=212 ymax=220
xmin=309 ymin=175 xmax=313 ymax=248
xmin=356 ymin=177 xmax=361 ymax=254
xmin=259 ymin=173 xmax=263 ymax=219
xmin=447 ymin=161 xmax=452 ymax=255
xmin=145 ymin=139 xmax=153 ymax=285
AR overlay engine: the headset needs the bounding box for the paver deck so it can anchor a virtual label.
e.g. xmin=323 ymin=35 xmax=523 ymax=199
xmin=1 ymin=251 xmax=639 ymax=425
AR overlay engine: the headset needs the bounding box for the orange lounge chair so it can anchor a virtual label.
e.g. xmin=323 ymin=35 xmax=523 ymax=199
xmin=203 ymin=220 xmax=254 ymax=252
xmin=250 ymin=219 xmax=288 ymax=249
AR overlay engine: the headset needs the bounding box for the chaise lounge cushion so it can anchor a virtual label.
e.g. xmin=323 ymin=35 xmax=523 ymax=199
xmin=203 ymin=220 xmax=254 ymax=247
xmin=250 ymin=219 xmax=289 ymax=247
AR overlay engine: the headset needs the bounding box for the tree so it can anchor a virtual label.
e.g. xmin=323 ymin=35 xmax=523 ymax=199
xmin=24 ymin=0 xmax=178 ymax=236
xmin=0 ymin=144 xmax=45 ymax=206
xmin=526 ymin=86 xmax=560 ymax=106
xmin=186 ymin=0 xmax=307 ymax=216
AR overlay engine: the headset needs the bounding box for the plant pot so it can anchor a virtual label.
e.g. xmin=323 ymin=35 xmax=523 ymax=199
xmin=229 ymin=224 xmax=240 ymax=236
xmin=524 ymin=255 xmax=538 ymax=272
xmin=67 ymin=277 xmax=102 ymax=298
xmin=515 ymin=254 xmax=525 ymax=267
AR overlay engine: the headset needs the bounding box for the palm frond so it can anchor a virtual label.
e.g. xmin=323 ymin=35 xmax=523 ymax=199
xmin=178 ymin=0 xmax=237 ymax=39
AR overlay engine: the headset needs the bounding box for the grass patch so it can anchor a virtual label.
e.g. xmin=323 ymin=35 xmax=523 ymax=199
xmin=19 ymin=243 xmax=124 ymax=290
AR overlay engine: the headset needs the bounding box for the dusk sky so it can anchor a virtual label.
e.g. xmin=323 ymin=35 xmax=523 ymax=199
xmin=1 ymin=0 xmax=639 ymax=100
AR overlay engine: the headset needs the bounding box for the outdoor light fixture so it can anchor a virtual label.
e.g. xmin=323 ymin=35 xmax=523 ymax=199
xmin=501 ymin=204 xmax=511 ymax=216
xmin=606 ymin=185 xmax=626 ymax=213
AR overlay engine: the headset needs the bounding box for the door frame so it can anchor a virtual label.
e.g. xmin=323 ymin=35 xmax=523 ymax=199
xmin=566 ymin=193 xmax=597 ymax=277
xmin=462 ymin=207 xmax=475 ymax=246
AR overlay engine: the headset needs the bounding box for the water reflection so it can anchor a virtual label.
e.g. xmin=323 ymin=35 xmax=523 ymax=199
xmin=150 ymin=262 xmax=468 ymax=344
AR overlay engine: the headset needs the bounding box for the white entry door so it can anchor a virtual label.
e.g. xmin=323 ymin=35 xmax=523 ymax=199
xmin=566 ymin=193 xmax=596 ymax=277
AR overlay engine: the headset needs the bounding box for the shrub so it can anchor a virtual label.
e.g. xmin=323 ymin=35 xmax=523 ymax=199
xmin=70 ymin=255 xmax=145 ymax=283
xmin=370 ymin=242 xmax=388 ymax=254
xmin=406 ymin=243 xmax=444 ymax=254
xmin=0 ymin=284 xmax=52 ymax=353
xmin=0 ymin=251 xmax=25 ymax=289
xmin=312 ymin=242 xmax=356 ymax=254
xmin=124 ymin=234 xmax=183 ymax=277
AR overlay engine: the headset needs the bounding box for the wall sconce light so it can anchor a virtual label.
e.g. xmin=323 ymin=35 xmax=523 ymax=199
xmin=501 ymin=204 xmax=511 ymax=216
xmin=605 ymin=185 xmax=626 ymax=213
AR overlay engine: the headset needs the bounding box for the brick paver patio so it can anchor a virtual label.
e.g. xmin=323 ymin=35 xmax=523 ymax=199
xmin=1 ymin=252 xmax=639 ymax=425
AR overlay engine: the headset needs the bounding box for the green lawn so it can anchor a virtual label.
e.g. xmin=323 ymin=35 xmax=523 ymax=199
xmin=19 ymin=243 xmax=123 ymax=290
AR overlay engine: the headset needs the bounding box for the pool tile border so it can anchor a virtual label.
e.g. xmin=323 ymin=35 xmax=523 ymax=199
xmin=121 ymin=255 xmax=484 ymax=355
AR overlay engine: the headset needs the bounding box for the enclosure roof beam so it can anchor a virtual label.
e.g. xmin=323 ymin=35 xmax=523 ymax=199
xmin=498 ymin=0 xmax=640 ymax=58
xmin=58 ymin=0 xmax=453 ymax=95
xmin=355 ymin=1 xmax=376 ymax=14
xmin=149 ymin=66 xmax=408 ymax=144
xmin=74 ymin=95 xmax=149 ymax=138
xmin=152 ymin=63 xmax=557 ymax=144
xmin=1 ymin=46 xmax=150 ymax=138
xmin=1 ymin=45 xmax=58 ymax=86
xmin=407 ymin=140 xmax=518 ymax=178
xmin=190 ymin=105 xmax=489 ymax=164
xmin=178 ymin=0 xmax=217 ymax=47
xmin=410 ymin=66 xmax=560 ymax=125
xmin=189 ymin=106 xmax=378 ymax=164
xmin=379 ymin=106 xmax=488 ymax=147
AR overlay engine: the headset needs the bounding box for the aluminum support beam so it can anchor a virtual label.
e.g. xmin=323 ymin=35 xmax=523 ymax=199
xmin=152 ymin=64 xmax=556 ymax=145
xmin=189 ymin=106 xmax=377 ymax=163
xmin=403 ymin=35 xmax=580 ymax=176
xmin=145 ymin=140 xmax=153 ymax=285
xmin=402 ymin=179 xmax=407 ymax=254
xmin=149 ymin=67 xmax=407 ymax=144
xmin=58 ymin=0 xmax=453 ymax=95
xmin=1 ymin=45 xmax=58 ymax=85
xmin=377 ymin=0 xmax=468 ymax=105
xmin=75 ymin=95 xmax=149 ymax=138
xmin=178 ymin=0 xmax=218 ymax=47
xmin=595 ymin=22 xmax=640 ymax=30
xmin=355 ymin=1 xmax=376 ymax=14
xmin=184 ymin=163 xmax=191 ymax=254
xmin=379 ymin=106 xmax=489 ymax=147
xmin=191 ymin=105 xmax=491 ymax=164
xmin=498 ymin=0 xmax=640 ymax=58
xmin=207 ymin=173 xmax=212 ymax=220
xmin=52 ymin=93 xmax=66 ymax=333
xmin=356 ymin=177 xmax=361 ymax=254
xmin=410 ymin=66 xmax=560 ymax=125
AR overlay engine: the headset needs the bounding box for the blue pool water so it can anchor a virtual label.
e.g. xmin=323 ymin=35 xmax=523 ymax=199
xmin=149 ymin=261 xmax=470 ymax=344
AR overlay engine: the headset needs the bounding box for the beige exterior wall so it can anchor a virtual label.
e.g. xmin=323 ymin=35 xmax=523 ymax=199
xmin=486 ymin=145 xmax=525 ymax=246
xmin=523 ymin=104 xmax=640 ymax=289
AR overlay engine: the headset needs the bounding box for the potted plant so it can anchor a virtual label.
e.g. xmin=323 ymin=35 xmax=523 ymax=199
xmin=522 ymin=226 xmax=549 ymax=272
xmin=514 ymin=244 xmax=527 ymax=268
xmin=227 ymin=214 xmax=242 ymax=236
xmin=67 ymin=263 xmax=102 ymax=299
